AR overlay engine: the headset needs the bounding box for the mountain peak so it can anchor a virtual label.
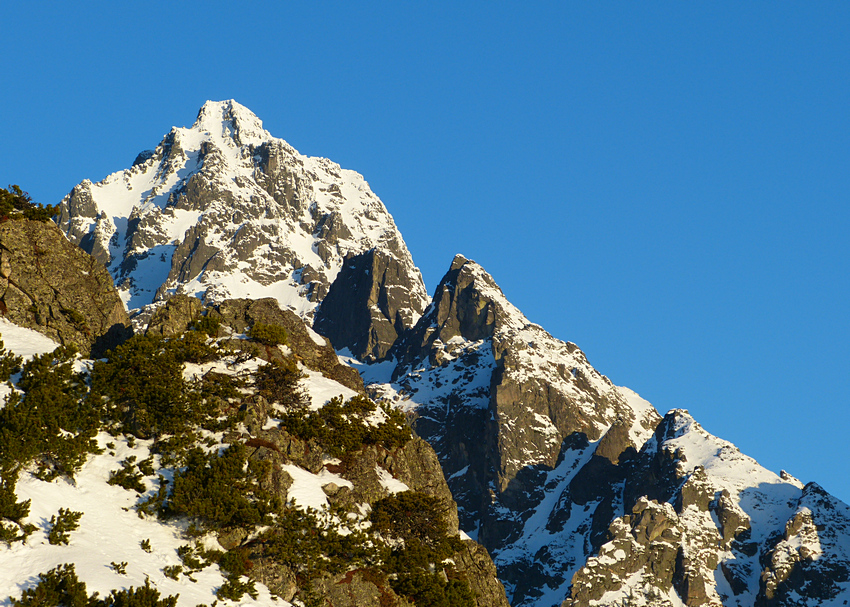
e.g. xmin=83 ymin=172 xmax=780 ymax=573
xmin=56 ymin=101 xmax=428 ymax=326
xmin=192 ymin=99 xmax=269 ymax=145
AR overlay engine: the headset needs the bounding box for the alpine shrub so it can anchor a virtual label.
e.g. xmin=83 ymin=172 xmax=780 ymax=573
xmin=0 ymin=346 xmax=99 ymax=480
xmin=9 ymin=563 xmax=179 ymax=607
xmin=107 ymin=456 xmax=149 ymax=493
xmin=0 ymin=185 xmax=58 ymax=222
xmin=0 ymin=338 xmax=22 ymax=382
xmin=168 ymin=444 xmax=278 ymax=531
xmin=247 ymin=322 xmax=288 ymax=346
xmin=192 ymin=313 xmax=221 ymax=337
xmin=254 ymin=358 xmax=305 ymax=407
xmin=278 ymin=395 xmax=411 ymax=458
xmin=92 ymin=335 xmax=193 ymax=439
xmin=47 ymin=508 xmax=83 ymax=545
xmin=0 ymin=470 xmax=36 ymax=545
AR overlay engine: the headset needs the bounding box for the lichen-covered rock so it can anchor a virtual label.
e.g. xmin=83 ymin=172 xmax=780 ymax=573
xmin=211 ymin=297 xmax=363 ymax=392
xmin=310 ymin=569 xmax=411 ymax=607
xmin=144 ymin=294 xmax=203 ymax=337
xmin=0 ymin=219 xmax=130 ymax=356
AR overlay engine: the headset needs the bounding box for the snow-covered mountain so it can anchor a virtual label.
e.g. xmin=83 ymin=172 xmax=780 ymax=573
xmin=45 ymin=100 xmax=850 ymax=606
xmin=360 ymin=255 xmax=850 ymax=607
xmin=56 ymin=100 xmax=428 ymax=359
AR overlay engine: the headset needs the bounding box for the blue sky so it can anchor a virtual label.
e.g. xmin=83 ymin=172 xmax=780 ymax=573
xmin=3 ymin=3 xmax=850 ymax=501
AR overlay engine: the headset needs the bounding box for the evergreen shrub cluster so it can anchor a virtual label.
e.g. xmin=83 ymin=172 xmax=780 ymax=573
xmin=0 ymin=346 xmax=99 ymax=480
xmin=107 ymin=456 xmax=154 ymax=493
xmin=167 ymin=443 xmax=279 ymax=531
xmin=0 ymin=471 xmax=36 ymax=545
xmin=47 ymin=508 xmax=83 ymax=545
xmin=9 ymin=563 xmax=179 ymax=607
xmin=0 ymin=185 xmax=58 ymax=222
xmin=191 ymin=313 xmax=221 ymax=337
xmin=278 ymin=394 xmax=411 ymax=458
xmin=0 ymin=339 xmax=22 ymax=381
xmin=254 ymin=357 xmax=304 ymax=407
xmin=370 ymin=491 xmax=474 ymax=607
xmin=247 ymin=322 xmax=287 ymax=346
xmin=91 ymin=335 xmax=195 ymax=439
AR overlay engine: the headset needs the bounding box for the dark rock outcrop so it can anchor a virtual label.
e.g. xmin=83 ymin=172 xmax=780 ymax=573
xmin=314 ymin=248 xmax=427 ymax=361
xmin=144 ymin=294 xmax=203 ymax=337
xmin=0 ymin=219 xmax=130 ymax=356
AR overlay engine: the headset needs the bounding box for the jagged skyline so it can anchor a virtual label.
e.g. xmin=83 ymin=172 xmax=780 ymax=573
xmin=2 ymin=3 xmax=849 ymax=509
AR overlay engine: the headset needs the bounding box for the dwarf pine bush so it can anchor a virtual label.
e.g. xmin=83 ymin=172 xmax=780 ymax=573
xmin=47 ymin=508 xmax=83 ymax=545
xmin=247 ymin=321 xmax=288 ymax=346
xmin=0 ymin=346 xmax=99 ymax=480
xmin=0 ymin=339 xmax=22 ymax=382
xmin=0 ymin=470 xmax=36 ymax=545
xmin=167 ymin=444 xmax=278 ymax=531
xmin=0 ymin=185 xmax=58 ymax=222
xmin=278 ymin=394 xmax=411 ymax=458
xmin=10 ymin=563 xmax=179 ymax=607
xmin=370 ymin=491 xmax=473 ymax=607
xmin=254 ymin=357 xmax=305 ymax=407
xmin=91 ymin=334 xmax=193 ymax=439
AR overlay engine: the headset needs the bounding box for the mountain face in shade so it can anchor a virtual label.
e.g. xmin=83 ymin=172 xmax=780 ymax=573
xmin=49 ymin=101 xmax=850 ymax=607
xmin=56 ymin=100 xmax=428 ymax=352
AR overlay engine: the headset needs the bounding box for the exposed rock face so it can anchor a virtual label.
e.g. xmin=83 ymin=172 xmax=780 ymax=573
xmin=55 ymin=100 xmax=428 ymax=332
xmin=144 ymin=294 xmax=203 ymax=337
xmin=0 ymin=219 xmax=130 ymax=356
xmin=370 ymin=255 xmax=661 ymax=604
xmin=314 ymin=248 xmax=427 ymax=361
xmin=209 ymin=297 xmax=364 ymax=393
xmin=559 ymin=411 xmax=850 ymax=607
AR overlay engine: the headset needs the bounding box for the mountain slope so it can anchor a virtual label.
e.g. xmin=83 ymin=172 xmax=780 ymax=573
xmin=356 ymin=254 xmax=661 ymax=604
xmin=358 ymin=255 xmax=850 ymax=607
xmin=47 ymin=100 xmax=850 ymax=607
xmin=0 ymin=306 xmax=510 ymax=607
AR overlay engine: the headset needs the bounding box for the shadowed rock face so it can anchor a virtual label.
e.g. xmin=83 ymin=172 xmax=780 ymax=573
xmin=0 ymin=219 xmax=130 ymax=356
xmin=313 ymin=248 xmax=427 ymax=362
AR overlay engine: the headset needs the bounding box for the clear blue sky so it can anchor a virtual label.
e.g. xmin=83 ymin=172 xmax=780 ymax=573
xmin=3 ymin=3 xmax=849 ymax=502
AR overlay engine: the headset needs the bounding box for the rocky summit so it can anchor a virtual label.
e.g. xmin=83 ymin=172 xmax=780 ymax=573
xmin=56 ymin=99 xmax=428 ymax=352
xmin=14 ymin=100 xmax=850 ymax=606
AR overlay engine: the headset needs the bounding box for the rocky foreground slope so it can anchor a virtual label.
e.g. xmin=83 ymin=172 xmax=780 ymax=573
xmin=51 ymin=100 xmax=850 ymax=606
xmin=0 ymin=222 xmax=510 ymax=606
